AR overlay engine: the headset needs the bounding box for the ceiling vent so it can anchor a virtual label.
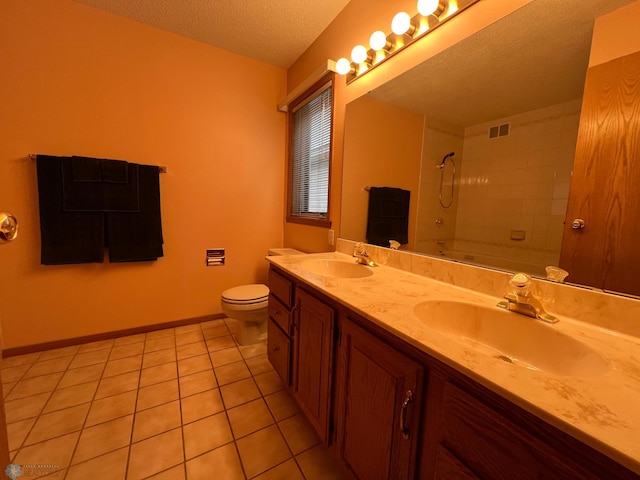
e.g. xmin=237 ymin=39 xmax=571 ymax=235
xmin=489 ymin=123 xmax=510 ymax=138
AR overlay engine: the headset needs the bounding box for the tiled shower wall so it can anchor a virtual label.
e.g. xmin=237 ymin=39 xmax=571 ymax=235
xmin=416 ymin=99 xmax=581 ymax=274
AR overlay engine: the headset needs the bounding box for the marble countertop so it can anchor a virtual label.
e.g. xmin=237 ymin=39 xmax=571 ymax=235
xmin=266 ymin=251 xmax=640 ymax=475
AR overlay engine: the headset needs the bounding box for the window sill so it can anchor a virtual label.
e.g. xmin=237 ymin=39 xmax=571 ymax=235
xmin=286 ymin=216 xmax=332 ymax=228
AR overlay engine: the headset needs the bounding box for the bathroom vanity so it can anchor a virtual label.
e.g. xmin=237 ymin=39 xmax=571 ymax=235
xmin=266 ymin=250 xmax=640 ymax=480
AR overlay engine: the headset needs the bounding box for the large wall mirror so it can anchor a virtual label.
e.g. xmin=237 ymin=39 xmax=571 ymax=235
xmin=341 ymin=0 xmax=636 ymax=292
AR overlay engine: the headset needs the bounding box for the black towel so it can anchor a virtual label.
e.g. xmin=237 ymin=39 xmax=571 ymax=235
xmin=36 ymin=155 xmax=105 ymax=264
xmin=62 ymin=156 xmax=140 ymax=212
xmin=107 ymin=164 xmax=164 ymax=262
xmin=366 ymin=187 xmax=410 ymax=247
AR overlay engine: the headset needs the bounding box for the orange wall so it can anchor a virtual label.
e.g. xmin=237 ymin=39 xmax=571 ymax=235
xmin=341 ymin=96 xmax=423 ymax=250
xmin=283 ymin=0 xmax=534 ymax=252
xmin=0 ymin=0 xmax=286 ymax=348
xmin=590 ymin=0 xmax=640 ymax=67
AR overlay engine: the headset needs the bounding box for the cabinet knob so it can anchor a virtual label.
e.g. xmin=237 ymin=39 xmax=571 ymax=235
xmin=400 ymin=389 xmax=413 ymax=440
xmin=273 ymin=346 xmax=280 ymax=352
xmin=571 ymin=218 xmax=585 ymax=229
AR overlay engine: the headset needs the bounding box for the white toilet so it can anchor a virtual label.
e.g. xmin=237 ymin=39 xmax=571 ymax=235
xmin=221 ymin=248 xmax=304 ymax=345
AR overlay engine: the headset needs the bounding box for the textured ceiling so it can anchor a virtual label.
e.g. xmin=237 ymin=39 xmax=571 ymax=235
xmin=369 ymin=0 xmax=637 ymax=127
xmin=74 ymin=0 xmax=350 ymax=68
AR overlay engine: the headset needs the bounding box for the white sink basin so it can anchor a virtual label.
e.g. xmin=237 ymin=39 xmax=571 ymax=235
xmin=300 ymin=259 xmax=374 ymax=278
xmin=413 ymin=300 xmax=610 ymax=377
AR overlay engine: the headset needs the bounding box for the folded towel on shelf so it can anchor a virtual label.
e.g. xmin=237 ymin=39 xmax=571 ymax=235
xmin=62 ymin=157 xmax=140 ymax=212
xmin=107 ymin=164 xmax=164 ymax=262
xmin=36 ymin=155 xmax=105 ymax=264
xmin=366 ymin=186 xmax=410 ymax=247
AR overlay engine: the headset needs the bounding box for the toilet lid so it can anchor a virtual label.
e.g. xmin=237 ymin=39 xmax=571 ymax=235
xmin=222 ymin=284 xmax=269 ymax=305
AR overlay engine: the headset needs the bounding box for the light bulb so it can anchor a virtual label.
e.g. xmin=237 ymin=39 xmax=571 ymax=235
xmin=351 ymin=45 xmax=369 ymax=64
xmin=369 ymin=30 xmax=388 ymax=51
xmin=417 ymin=0 xmax=440 ymax=16
xmin=336 ymin=58 xmax=352 ymax=75
xmin=391 ymin=12 xmax=412 ymax=35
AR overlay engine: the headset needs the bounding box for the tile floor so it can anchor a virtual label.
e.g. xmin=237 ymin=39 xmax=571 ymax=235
xmin=1 ymin=318 xmax=345 ymax=479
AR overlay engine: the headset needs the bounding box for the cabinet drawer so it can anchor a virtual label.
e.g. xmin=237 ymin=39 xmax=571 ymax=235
xmin=268 ymin=268 xmax=293 ymax=307
xmin=267 ymin=318 xmax=290 ymax=386
xmin=268 ymin=294 xmax=291 ymax=334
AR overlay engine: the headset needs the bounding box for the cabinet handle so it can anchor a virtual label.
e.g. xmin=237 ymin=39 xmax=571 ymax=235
xmin=400 ymin=389 xmax=413 ymax=440
xmin=272 ymin=309 xmax=280 ymax=315
xmin=273 ymin=346 xmax=280 ymax=352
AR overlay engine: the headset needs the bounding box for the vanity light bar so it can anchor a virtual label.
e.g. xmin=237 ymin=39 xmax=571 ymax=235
xmin=336 ymin=0 xmax=480 ymax=83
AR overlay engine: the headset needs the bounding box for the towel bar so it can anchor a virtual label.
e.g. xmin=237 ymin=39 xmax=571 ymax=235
xmin=28 ymin=154 xmax=167 ymax=173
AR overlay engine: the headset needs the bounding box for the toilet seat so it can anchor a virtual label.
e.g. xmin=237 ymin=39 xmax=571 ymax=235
xmin=221 ymin=284 xmax=269 ymax=306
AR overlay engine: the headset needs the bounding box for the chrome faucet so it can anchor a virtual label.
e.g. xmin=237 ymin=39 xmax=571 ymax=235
xmin=353 ymin=242 xmax=374 ymax=266
xmin=497 ymin=273 xmax=558 ymax=324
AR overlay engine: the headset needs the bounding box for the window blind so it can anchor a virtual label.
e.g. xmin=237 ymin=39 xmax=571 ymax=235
xmin=290 ymin=83 xmax=333 ymax=218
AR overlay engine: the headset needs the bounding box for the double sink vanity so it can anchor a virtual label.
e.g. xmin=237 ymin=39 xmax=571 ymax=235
xmin=265 ymin=240 xmax=640 ymax=479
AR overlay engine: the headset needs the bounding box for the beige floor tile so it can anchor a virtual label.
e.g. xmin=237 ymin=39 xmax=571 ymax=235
xmin=1 ymin=364 xmax=30 ymax=384
xmin=109 ymin=342 xmax=145 ymax=361
xmin=254 ymin=370 xmax=285 ymax=396
xmin=179 ymin=370 xmax=217 ymax=398
xmin=215 ymin=360 xmax=251 ymax=386
xmin=136 ymin=378 xmax=179 ymax=411
xmin=67 ymin=446 xmax=128 ymax=480
xmin=24 ymin=403 xmax=90 ymax=446
xmin=200 ymin=318 xmax=226 ymax=329
xmin=246 ymin=354 xmax=274 ymax=376
xmin=228 ymin=398 xmax=275 ymax=439
xmin=183 ymin=412 xmax=233 ymax=459
xmin=176 ymin=341 xmax=208 ymax=360
xmin=1 ymin=352 xmax=41 ymax=369
xmin=238 ymin=342 xmax=268 ymax=359
xmin=113 ymin=333 xmax=146 ymax=346
xmin=279 ymin=412 xmax=321 ymax=454
xmin=202 ymin=325 xmax=229 ymax=340
xmin=37 ymin=345 xmax=81 ymax=361
xmin=69 ymin=349 xmax=110 ymax=369
xmin=103 ymin=354 xmax=143 ymax=378
xmin=177 ymin=354 xmax=212 ymax=377
xmin=6 ymin=372 xmax=63 ymax=401
xmin=14 ymin=431 xmax=80 ymax=474
xmin=85 ymin=390 xmax=137 ymax=427
xmin=265 ymin=390 xmax=300 ymax=421
xmin=146 ymin=464 xmax=186 ymax=480
xmin=181 ymin=388 xmax=224 ymax=424
xmin=23 ymin=356 xmax=73 ymax=379
xmin=209 ymin=347 xmax=243 ymax=367
xmin=143 ymin=348 xmax=177 ymax=368
xmin=58 ymin=364 xmax=104 ymax=388
xmin=128 ymin=428 xmax=183 ymax=480
xmin=145 ymin=328 xmax=175 ymax=340
xmin=78 ymin=339 xmax=114 ymax=353
xmin=94 ymin=370 xmax=139 ymax=399
xmin=254 ymin=459 xmax=305 ymax=480
xmin=236 ymin=424 xmax=292 ymax=478
xmin=72 ymin=415 xmax=133 ymax=464
xmin=7 ymin=417 xmax=36 ymax=451
xmin=4 ymin=391 xmax=50 ymax=423
xmin=139 ymin=362 xmax=177 ymax=388
xmin=186 ymin=443 xmax=244 ymax=480
xmin=43 ymin=381 xmax=98 ymax=413
xmin=144 ymin=336 xmax=175 ymax=353
xmin=296 ymin=444 xmax=345 ymax=480
xmin=132 ymin=400 xmax=181 ymax=442
xmin=220 ymin=378 xmax=261 ymax=409
xmin=3 ymin=384 xmax=17 ymax=400
xmin=175 ymin=331 xmax=204 ymax=346
xmin=175 ymin=323 xmax=202 ymax=335
xmin=206 ymin=335 xmax=237 ymax=352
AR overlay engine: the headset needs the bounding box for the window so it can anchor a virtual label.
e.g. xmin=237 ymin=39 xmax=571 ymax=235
xmin=287 ymin=77 xmax=333 ymax=227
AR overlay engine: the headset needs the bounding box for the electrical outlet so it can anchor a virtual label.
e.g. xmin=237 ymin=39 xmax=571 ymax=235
xmin=328 ymin=229 xmax=335 ymax=246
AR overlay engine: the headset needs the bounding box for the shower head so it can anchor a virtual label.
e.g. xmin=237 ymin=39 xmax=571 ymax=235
xmin=436 ymin=152 xmax=455 ymax=169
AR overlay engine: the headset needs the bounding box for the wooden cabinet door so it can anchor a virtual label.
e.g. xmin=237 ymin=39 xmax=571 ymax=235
xmin=293 ymin=288 xmax=335 ymax=443
xmin=560 ymin=50 xmax=640 ymax=295
xmin=336 ymin=318 xmax=424 ymax=480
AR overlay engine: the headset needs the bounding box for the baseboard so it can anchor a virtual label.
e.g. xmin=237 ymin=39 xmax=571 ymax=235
xmin=1 ymin=313 xmax=227 ymax=358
